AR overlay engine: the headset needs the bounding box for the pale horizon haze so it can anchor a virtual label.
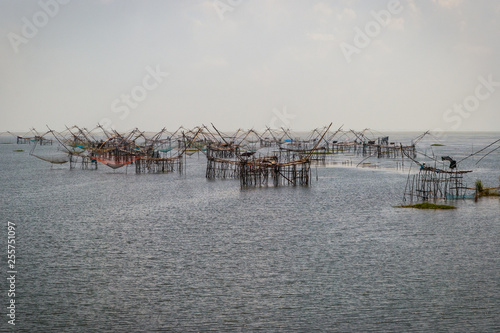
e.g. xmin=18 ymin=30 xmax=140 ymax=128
xmin=1 ymin=0 xmax=499 ymax=132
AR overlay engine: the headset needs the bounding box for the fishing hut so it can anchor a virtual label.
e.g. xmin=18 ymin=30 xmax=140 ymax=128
xmin=204 ymin=124 xmax=332 ymax=187
xmin=239 ymin=156 xmax=311 ymax=187
xmin=402 ymin=149 xmax=474 ymax=202
xmin=16 ymin=136 xmax=31 ymax=144
xmin=403 ymin=165 xmax=473 ymax=202
xmin=328 ymin=129 xmax=420 ymax=161
xmin=33 ymin=135 xmax=53 ymax=145
xmin=205 ymin=142 xmax=241 ymax=179
xmin=361 ymin=142 xmax=416 ymax=159
xmin=134 ymin=155 xmax=183 ymax=173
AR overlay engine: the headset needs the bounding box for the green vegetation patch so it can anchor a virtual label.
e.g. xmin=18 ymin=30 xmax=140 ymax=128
xmin=475 ymin=179 xmax=499 ymax=197
xmin=397 ymin=202 xmax=456 ymax=210
xmin=13 ymin=149 xmax=24 ymax=152
xmin=431 ymin=143 xmax=445 ymax=146
xmin=478 ymin=189 xmax=499 ymax=197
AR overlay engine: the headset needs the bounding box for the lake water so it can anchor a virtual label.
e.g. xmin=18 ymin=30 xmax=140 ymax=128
xmin=0 ymin=132 xmax=499 ymax=332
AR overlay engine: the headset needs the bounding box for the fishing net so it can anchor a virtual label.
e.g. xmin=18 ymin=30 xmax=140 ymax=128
xmin=31 ymin=153 xmax=70 ymax=164
xmin=93 ymin=155 xmax=141 ymax=169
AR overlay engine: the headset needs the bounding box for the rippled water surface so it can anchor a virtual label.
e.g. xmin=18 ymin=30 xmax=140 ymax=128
xmin=0 ymin=133 xmax=499 ymax=332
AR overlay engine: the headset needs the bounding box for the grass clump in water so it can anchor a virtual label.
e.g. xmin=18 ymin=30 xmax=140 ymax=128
xmin=475 ymin=179 xmax=484 ymax=192
xmin=475 ymin=179 xmax=499 ymax=197
xmin=431 ymin=143 xmax=445 ymax=146
xmin=397 ymin=202 xmax=456 ymax=210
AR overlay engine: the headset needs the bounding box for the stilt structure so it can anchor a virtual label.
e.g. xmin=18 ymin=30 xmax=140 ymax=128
xmin=134 ymin=156 xmax=182 ymax=173
xmin=239 ymin=156 xmax=310 ymax=187
xmin=403 ymin=166 xmax=473 ymax=202
xmin=402 ymin=147 xmax=474 ymax=202
xmin=205 ymin=123 xmax=331 ymax=188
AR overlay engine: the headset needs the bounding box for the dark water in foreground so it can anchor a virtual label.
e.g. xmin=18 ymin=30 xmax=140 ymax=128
xmin=0 ymin=133 xmax=499 ymax=332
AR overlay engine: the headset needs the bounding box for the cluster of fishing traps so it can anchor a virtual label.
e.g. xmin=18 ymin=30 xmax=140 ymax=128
xmin=11 ymin=126 xmax=499 ymax=200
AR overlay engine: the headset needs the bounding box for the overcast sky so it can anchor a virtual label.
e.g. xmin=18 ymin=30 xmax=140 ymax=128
xmin=1 ymin=0 xmax=499 ymax=132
